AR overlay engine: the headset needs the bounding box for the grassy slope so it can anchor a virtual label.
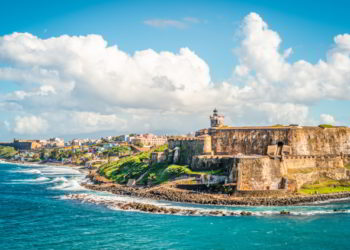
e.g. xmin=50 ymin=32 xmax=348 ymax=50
xmin=98 ymin=144 xmax=224 ymax=185
xmin=299 ymin=179 xmax=350 ymax=194
xmin=0 ymin=146 xmax=18 ymax=159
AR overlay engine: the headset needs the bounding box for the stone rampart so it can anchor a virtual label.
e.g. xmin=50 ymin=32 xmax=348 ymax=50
xmin=210 ymin=127 xmax=350 ymax=156
xmin=233 ymin=154 xmax=350 ymax=191
xmin=211 ymin=128 xmax=291 ymax=155
xmin=237 ymin=157 xmax=284 ymax=191
xmin=282 ymin=154 xmax=348 ymax=189
xmin=168 ymin=138 xmax=204 ymax=165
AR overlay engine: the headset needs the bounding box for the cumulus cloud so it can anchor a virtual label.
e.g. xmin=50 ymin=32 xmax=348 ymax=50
xmin=233 ymin=12 xmax=350 ymax=103
xmin=320 ymin=114 xmax=336 ymax=125
xmin=0 ymin=12 xmax=349 ymax=138
xmin=66 ymin=112 xmax=127 ymax=134
xmin=13 ymin=116 xmax=48 ymax=134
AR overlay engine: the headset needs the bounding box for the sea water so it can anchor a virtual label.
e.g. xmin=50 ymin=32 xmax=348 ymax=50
xmin=1 ymin=162 xmax=350 ymax=250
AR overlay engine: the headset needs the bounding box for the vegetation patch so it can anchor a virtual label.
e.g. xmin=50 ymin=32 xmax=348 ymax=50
xmin=99 ymin=144 xmax=227 ymax=186
xmin=0 ymin=146 xmax=18 ymax=159
xmin=271 ymin=124 xmax=285 ymax=127
xmin=153 ymin=144 xmax=168 ymax=152
xmin=99 ymin=151 xmax=151 ymax=183
xmin=102 ymin=145 xmax=132 ymax=156
xmin=299 ymin=179 xmax=350 ymax=194
xmin=318 ymin=124 xmax=334 ymax=128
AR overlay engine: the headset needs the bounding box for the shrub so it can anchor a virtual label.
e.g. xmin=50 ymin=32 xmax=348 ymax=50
xmin=271 ymin=124 xmax=284 ymax=127
xmin=163 ymin=165 xmax=191 ymax=177
xmin=153 ymin=144 xmax=168 ymax=152
xmin=319 ymin=124 xmax=334 ymax=128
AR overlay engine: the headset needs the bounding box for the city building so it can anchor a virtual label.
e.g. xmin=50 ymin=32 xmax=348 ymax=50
xmin=131 ymin=133 xmax=167 ymax=146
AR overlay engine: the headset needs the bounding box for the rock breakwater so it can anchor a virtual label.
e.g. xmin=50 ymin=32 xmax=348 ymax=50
xmin=83 ymin=182 xmax=350 ymax=206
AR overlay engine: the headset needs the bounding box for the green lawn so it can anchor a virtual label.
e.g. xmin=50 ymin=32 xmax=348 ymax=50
xmin=299 ymin=179 xmax=350 ymax=194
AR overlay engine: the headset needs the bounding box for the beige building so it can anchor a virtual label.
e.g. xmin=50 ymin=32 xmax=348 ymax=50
xmin=132 ymin=133 xmax=167 ymax=146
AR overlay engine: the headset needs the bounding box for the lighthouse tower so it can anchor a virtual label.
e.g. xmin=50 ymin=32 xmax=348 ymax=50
xmin=210 ymin=108 xmax=225 ymax=128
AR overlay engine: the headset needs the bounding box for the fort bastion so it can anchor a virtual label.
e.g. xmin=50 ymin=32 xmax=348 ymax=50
xmin=168 ymin=109 xmax=350 ymax=192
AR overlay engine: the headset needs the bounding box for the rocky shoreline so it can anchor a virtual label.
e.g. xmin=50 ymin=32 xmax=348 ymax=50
xmin=84 ymin=170 xmax=350 ymax=207
xmin=64 ymin=193 xmax=252 ymax=217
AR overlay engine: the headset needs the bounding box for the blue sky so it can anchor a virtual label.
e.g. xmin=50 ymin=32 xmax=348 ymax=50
xmin=3 ymin=0 xmax=349 ymax=81
xmin=0 ymin=0 xmax=350 ymax=140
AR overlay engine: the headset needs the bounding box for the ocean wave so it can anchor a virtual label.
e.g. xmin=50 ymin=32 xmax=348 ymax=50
xmin=10 ymin=169 xmax=42 ymax=174
xmin=49 ymin=177 xmax=86 ymax=191
xmin=48 ymin=176 xmax=68 ymax=183
xmin=11 ymin=176 xmax=50 ymax=183
xmin=40 ymin=167 xmax=82 ymax=175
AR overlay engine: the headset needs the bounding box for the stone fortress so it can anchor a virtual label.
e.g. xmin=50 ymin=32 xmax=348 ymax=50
xmin=168 ymin=109 xmax=350 ymax=192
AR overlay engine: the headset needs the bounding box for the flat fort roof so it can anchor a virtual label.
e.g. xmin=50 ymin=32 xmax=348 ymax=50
xmin=213 ymin=125 xmax=348 ymax=130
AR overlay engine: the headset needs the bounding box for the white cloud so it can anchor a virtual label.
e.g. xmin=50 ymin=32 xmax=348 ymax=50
xmin=0 ymin=12 xmax=349 ymax=138
xmin=233 ymin=12 xmax=350 ymax=103
xmin=320 ymin=114 xmax=336 ymax=125
xmin=13 ymin=115 xmax=48 ymax=134
xmin=68 ymin=112 xmax=127 ymax=134
xmin=143 ymin=19 xmax=187 ymax=29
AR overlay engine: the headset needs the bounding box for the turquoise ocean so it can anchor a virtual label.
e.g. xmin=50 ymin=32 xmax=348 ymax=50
xmin=1 ymin=162 xmax=350 ymax=250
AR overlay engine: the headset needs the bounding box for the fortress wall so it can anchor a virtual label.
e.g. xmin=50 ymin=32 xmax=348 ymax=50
xmin=237 ymin=157 xmax=283 ymax=191
xmin=211 ymin=128 xmax=292 ymax=155
xmin=190 ymin=156 xmax=238 ymax=182
xmin=189 ymin=154 xmax=350 ymax=191
xmin=168 ymin=138 xmax=204 ymax=165
xmin=282 ymin=155 xmax=347 ymax=189
xmin=211 ymin=127 xmax=350 ymax=156
xmin=288 ymin=127 xmax=350 ymax=155
xmin=236 ymin=155 xmax=349 ymax=191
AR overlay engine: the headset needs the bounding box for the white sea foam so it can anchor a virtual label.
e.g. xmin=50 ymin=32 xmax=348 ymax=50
xmin=40 ymin=167 xmax=81 ymax=175
xmin=12 ymin=176 xmax=50 ymax=183
xmin=49 ymin=176 xmax=68 ymax=183
xmin=49 ymin=176 xmax=86 ymax=191
xmin=10 ymin=169 xmax=42 ymax=174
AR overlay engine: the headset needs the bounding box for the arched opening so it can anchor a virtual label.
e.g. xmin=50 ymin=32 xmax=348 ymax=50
xmin=277 ymin=141 xmax=284 ymax=147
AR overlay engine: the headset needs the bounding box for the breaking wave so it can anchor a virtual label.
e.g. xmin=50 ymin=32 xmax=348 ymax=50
xmin=6 ymin=163 xmax=86 ymax=191
xmin=49 ymin=177 xmax=87 ymax=191
xmin=11 ymin=176 xmax=50 ymax=183
xmin=10 ymin=169 xmax=42 ymax=174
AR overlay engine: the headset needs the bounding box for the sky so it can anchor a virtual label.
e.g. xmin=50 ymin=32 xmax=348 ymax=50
xmin=0 ymin=0 xmax=350 ymax=140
